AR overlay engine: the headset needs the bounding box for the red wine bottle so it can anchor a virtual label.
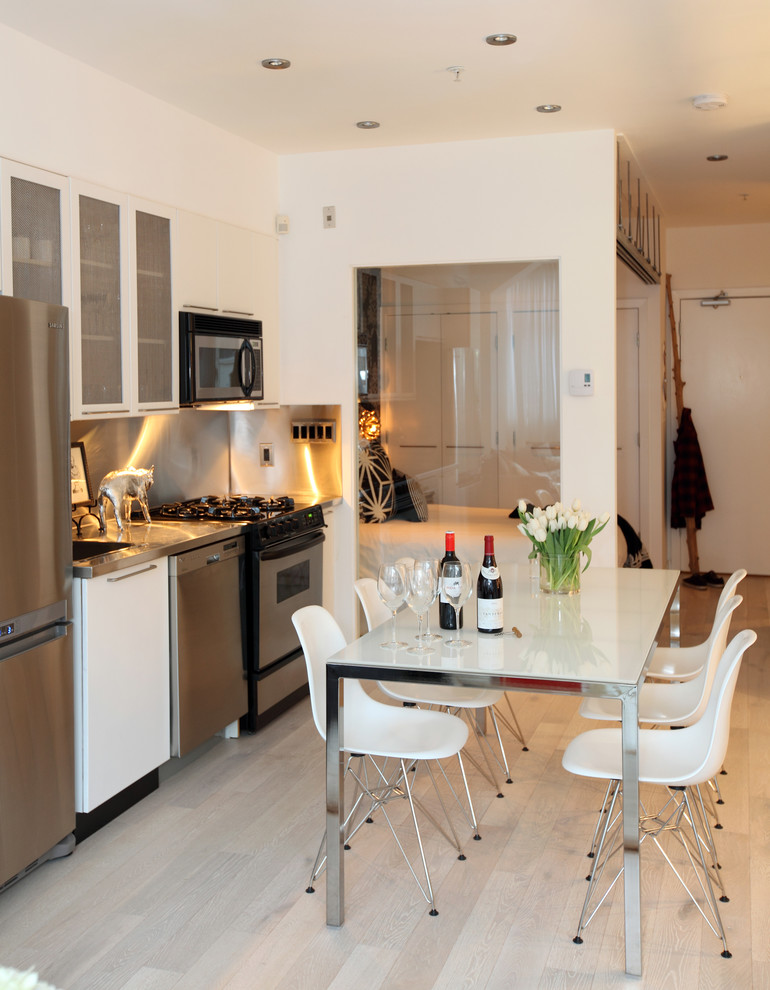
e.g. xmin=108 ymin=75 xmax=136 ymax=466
xmin=439 ymin=531 xmax=463 ymax=629
xmin=477 ymin=534 xmax=503 ymax=634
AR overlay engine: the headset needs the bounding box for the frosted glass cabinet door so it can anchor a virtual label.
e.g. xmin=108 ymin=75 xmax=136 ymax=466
xmin=71 ymin=182 xmax=131 ymax=415
xmin=0 ymin=160 xmax=71 ymax=309
xmin=131 ymin=199 xmax=176 ymax=410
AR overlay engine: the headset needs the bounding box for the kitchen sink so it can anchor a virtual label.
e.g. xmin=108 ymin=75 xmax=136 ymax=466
xmin=72 ymin=540 xmax=134 ymax=562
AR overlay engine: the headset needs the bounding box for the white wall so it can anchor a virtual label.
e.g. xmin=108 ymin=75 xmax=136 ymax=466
xmin=0 ymin=23 xmax=278 ymax=232
xmin=668 ymin=224 xmax=770 ymax=289
xmin=279 ymin=131 xmax=619 ymax=636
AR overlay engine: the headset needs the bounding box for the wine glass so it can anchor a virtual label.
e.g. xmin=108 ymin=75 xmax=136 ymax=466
xmin=405 ymin=560 xmax=438 ymax=655
xmin=441 ymin=560 xmax=474 ymax=648
xmin=414 ymin=558 xmax=442 ymax=643
xmin=377 ymin=562 xmax=408 ymax=649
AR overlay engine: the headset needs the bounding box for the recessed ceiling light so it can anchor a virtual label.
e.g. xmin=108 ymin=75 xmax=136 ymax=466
xmin=706 ymin=154 xmax=729 ymax=162
xmin=536 ymin=104 xmax=562 ymax=113
xmin=356 ymin=120 xmax=380 ymax=129
xmin=485 ymin=33 xmax=517 ymax=46
xmin=692 ymin=93 xmax=728 ymax=111
xmin=261 ymin=58 xmax=291 ymax=70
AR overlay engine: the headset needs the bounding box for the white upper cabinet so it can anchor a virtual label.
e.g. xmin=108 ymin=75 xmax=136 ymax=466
xmin=0 ymin=159 xmax=72 ymax=311
xmin=175 ymin=210 xmax=218 ymax=312
xmin=218 ymin=222 xmax=258 ymax=317
xmin=177 ymin=210 xmax=280 ymax=405
xmin=70 ymin=182 xmax=177 ymax=418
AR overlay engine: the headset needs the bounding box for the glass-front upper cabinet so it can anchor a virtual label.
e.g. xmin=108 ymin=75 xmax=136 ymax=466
xmin=0 ymin=160 xmax=71 ymax=309
xmin=70 ymin=185 xmax=176 ymax=418
xmin=130 ymin=199 xmax=176 ymax=411
xmin=70 ymin=181 xmax=131 ymax=416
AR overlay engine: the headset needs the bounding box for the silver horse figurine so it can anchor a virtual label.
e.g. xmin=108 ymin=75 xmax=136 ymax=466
xmin=97 ymin=465 xmax=155 ymax=532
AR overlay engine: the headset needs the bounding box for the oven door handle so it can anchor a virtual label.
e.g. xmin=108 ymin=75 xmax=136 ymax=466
xmin=258 ymin=529 xmax=325 ymax=561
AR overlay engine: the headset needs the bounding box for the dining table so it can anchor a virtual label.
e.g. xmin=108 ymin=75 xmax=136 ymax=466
xmin=324 ymin=563 xmax=680 ymax=977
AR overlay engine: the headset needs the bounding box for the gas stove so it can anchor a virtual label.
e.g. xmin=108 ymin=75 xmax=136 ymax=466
xmin=154 ymin=493 xmax=296 ymax=520
xmin=151 ymin=494 xmax=324 ymax=549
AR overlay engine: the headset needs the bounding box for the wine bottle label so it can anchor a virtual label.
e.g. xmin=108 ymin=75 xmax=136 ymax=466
xmin=480 ymin=564 xmax=500 ymax=580
xmin=442 ymin=577 xmax=462 ymax=600
xmin=477 ymin=597 xmax=504 ymax=630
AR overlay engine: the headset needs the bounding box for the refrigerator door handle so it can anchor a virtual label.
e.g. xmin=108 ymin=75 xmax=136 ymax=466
xmin=0 ymin=621 xmax=70 ymax=666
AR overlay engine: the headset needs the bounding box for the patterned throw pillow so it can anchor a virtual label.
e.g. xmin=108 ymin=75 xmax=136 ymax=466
xmin=358 ymin=442 xmax=396 ymax=523
xmin=392 ymin=469 xmax=429 ymax=522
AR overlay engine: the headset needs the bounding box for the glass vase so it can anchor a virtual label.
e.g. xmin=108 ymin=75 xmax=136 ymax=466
xmin=539 ymin=552 xmax=581 ymax=596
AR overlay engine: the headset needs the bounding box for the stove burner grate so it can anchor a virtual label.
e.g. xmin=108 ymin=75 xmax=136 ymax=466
xmin=153 ymin=494 xmax=296 ymax=521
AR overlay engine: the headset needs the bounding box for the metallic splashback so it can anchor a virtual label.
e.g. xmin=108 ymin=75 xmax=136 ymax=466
xmin=229 ymin=405 xmax=342 ymax=500
xmin=70 ymin=404 xmax=342 ymax=506
xmin=70 ymin=411 xmax=230 ymax=505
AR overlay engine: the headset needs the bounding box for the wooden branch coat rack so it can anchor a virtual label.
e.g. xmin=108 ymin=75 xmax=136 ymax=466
xmin=666 ymin=274 xmax=701 ymax=574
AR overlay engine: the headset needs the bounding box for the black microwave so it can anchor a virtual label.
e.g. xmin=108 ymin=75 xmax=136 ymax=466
xmin=179 ymin=311 xmax=263 ymax=406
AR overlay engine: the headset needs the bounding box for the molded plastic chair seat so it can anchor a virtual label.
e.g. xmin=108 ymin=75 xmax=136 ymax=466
xmin=563 ymin=628 xmax=757 ymax=957
xmin=579 ymin=594 xmax=742 ymax=725
xmin=292 ymin=604 xmax=473 ymax=915
xmin=354 ymin=577 xmax=528 ymax=797
xmin=645 ymin=569 xmax=746 ymax=682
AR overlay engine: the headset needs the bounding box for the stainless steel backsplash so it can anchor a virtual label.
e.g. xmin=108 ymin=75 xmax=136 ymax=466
xmin=71 ymin=405 xmax=341 ymax=504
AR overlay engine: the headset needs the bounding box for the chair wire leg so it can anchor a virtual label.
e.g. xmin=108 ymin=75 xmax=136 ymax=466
xmin=460 ymin=709 xmax=504 ymax=797
xmin=494 ymin=691 xmax=529 ymax=750
xmin=574 ymin=780 xmax=624 ymax=943
xmin=587 ymin=780 xmax=615 ymax=859
xmin=433 ymin=750 xmax=481 ymax=840
xmin=399 ymin=758 xmax=438 ymax=915
xmin=487 ymin=705 xmax=514 ymax=783
xmin=681 ymin=789 xmax=731 ymax=957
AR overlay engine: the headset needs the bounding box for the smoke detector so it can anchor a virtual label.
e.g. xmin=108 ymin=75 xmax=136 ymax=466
xmin=692 ymin=93 xmax=728 ymax=111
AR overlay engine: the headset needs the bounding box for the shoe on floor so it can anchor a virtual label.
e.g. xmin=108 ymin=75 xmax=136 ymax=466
xmin=682 ymin=572 xmax=708 ymax=591
xmin=703 ymin=570 xmax=725 ymax=587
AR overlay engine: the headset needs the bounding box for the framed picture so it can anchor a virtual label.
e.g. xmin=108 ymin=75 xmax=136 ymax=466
xmin=70 ymin=441 xmax=94 ymax=506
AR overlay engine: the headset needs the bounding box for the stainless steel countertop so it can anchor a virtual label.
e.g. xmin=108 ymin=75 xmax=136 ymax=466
xmin=72 ymin=519 xmax=249 ymax=579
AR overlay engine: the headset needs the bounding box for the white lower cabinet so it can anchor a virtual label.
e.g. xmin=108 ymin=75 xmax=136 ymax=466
xmin=73 ymin=558 xmax=170 ymax=813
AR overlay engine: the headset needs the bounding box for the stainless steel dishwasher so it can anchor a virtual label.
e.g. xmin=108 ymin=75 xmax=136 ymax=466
xmin=168 ymin=534 xmax=248 ymax=756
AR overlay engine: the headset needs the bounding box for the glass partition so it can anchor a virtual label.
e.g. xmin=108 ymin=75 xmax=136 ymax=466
xmin=356 ymin=261 xmax=560 ymax=576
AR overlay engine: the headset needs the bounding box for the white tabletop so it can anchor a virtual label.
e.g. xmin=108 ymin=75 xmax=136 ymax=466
xmin=332 ymin=565 xmax=680 ymax=692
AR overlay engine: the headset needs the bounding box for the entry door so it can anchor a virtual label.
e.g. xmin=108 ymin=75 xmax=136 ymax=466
xmin=676 ymin=296 xmax=770 ymax=575
xmin=616 ymin=306 xmax=641 ymax=534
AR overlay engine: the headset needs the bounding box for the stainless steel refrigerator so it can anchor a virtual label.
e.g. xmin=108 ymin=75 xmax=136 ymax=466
xmin=0 ymin=295 xmax=75 ymax=890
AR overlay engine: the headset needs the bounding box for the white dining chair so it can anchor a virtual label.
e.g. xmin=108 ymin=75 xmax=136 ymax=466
xmin=645 ymin=569 xmax=746 ymax=682
xmin=562 ymin=628 xmax=756 ymax=957
xmin=578 ymin=594 xmax=742 ymax=727
xmin=292 ymin=604 xmax=475 ymax=915
xmin=354 ymin=576 xmax=528 ymax=806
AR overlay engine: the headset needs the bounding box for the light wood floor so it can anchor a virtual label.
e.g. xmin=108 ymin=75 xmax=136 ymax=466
xmin=1 ymin=577 xmax=768 ymax=990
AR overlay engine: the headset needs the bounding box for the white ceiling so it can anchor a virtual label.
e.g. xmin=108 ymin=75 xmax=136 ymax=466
xmin=1 ymin=0 xmax=768 ymax=227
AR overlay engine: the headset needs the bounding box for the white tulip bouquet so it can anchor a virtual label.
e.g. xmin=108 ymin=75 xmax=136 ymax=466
xmin=517 ymin=499 xmax=611 ymax=593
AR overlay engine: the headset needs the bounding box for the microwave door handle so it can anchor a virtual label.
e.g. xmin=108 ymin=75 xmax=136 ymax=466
xmin=238 ymin=340 xmax=256 ymax=397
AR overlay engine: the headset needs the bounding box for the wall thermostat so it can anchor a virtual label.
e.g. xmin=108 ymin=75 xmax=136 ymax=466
xmin=569 ymin=369 xmax=594 ymax=396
